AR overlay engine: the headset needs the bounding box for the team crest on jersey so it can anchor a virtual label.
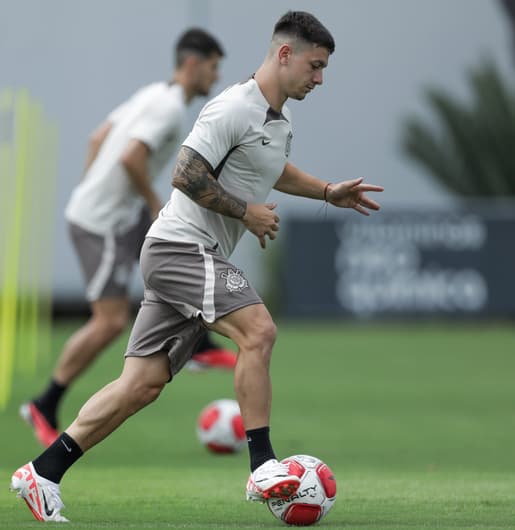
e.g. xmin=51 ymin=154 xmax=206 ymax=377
xmin=220 ymin=268 xmax=248 ymax=293
xmin=285 ymin=131 xmax=293 ymax=157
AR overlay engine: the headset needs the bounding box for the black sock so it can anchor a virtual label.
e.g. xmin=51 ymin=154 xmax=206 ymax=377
xmin=33 ymin=379 xmax=68 ymax=429
xmin=32 ymin=432 xmax=83 ymax=484
xmin=246 ymin=426 xmax=276 ymax=472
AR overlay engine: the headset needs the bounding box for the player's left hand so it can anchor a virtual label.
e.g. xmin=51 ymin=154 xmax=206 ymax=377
xmin=326 ymin=177 xmax=384 ymax=216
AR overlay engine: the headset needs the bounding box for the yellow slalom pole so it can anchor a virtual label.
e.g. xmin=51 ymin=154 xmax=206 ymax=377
xmin=0 ymin=89 xmax=59 ymax=409
xmin=23 ymin=99 xmax=58 ymax=369
xmin=16 ymin=94 xmax=40 ymax=376
xmin=0 ymin=89 xmax=16 ymax=409
xmin=0 ymin=90 xmax=29 ymax=408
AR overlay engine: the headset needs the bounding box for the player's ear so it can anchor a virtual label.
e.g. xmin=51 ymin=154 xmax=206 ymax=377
xmin=277 ymin=44 xmax=292 ymax=65
xmin=183 ymin=54 xmax=201 ymax=70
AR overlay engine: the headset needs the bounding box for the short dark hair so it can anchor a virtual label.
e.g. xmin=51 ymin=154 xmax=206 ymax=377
xmin=273 ymin=11 xmax=335 ymax=54
xmin=175 ymin=28 xmax=225 ymax=67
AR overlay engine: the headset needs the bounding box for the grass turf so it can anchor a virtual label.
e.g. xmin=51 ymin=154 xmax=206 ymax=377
xmin=1 ymin=320 xmax=514 ymax=529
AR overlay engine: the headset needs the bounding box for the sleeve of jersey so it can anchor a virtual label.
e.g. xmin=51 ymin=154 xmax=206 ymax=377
xmin=107 ymin=85 xmax=146 ymax=123
xmin=128 ymin=99 xmax=182 ymax=152
xmin=107 ymin=100 xmax=131 ymax=124
xmin=182 ymin=96 xmax=247 ymax=171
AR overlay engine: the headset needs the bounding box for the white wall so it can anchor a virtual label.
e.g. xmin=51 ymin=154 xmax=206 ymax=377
xmin=1 ymin=0 xmax=513 ymax=299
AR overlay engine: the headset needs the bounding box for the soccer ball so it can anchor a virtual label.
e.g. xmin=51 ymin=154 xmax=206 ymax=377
xmin=267 ymin=454 xmax=337 ymax=526
xmin=196 ymin=399 xmax=246 ymax=453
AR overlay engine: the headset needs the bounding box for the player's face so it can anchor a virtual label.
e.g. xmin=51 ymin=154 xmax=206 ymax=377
xmin=194 ymin=54 xmax=221 ymax=96
xmin=284 ymin=45 xmax=329 ymax=100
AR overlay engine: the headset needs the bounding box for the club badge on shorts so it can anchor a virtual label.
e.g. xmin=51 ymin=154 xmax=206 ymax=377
xmin=221 ymin=268 xmax=248 ymax=293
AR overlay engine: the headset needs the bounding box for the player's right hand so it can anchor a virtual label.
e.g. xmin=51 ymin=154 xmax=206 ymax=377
xmin=242 ymin=203 xmax=280 ymax=249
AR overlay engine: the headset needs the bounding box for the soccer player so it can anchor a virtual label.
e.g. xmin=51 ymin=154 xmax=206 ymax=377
xmin=11 ymin=11 xmax=384 ymax=522
xmin=20 ymin=28 xmax=235 ymax=449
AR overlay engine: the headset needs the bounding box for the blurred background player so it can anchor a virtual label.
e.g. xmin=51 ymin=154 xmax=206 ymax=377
xmin=20 ymin=28 xmax=234 ymax=448
xmin=10 ymin=11 xmax=383 ymax=522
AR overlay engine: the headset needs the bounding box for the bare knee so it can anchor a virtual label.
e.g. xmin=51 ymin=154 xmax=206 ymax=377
xmin=134 ymin=381 xmax=164 ymax=408
xmin=260 ymin=318 xmax=277 ymax=350
xmin=122 ymin=378 xmax=165 ymax=414
xmin=92 ymin=312 xmax=128 ymax=340
xmin=211 ymin=304 xmax=277 ymax=364
xmin=242 ymin=315 xmax=277 ymax=362
xmin=118 ymin=355 xmax=170 ymax=414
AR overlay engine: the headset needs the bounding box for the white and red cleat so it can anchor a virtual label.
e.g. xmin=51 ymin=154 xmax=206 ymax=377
xmin=10 ymin=462 xmax=68 ymax=522
xmin=19 ymin=402 xmax=59 ymax=447
xmin=186 ymin=349 xmax=237 ymax=372
xmin=246 ymin=459 xmax=301 ymax=503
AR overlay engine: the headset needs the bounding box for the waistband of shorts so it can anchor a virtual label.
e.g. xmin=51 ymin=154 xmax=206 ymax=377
xmin=145 ymin=237 xmax=220 ymax=254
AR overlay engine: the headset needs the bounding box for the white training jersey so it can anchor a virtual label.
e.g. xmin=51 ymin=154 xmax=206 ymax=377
xmin=65 ymin=82 xmax=186 ymax=235
xmin=148 ymin=78 xmax=293 ymax=258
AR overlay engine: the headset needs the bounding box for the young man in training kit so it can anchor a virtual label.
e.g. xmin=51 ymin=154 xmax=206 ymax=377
xmin=11 ymin=11 xmax=383 ymax=522
xmin=20 ymin=28 xmax=236 ymax=449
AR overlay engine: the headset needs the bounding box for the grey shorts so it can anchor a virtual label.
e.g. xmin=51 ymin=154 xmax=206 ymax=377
xmin=69 ymin=208 xmax=151 ymax=302
xmin=124 ymin=237 xmax=263 ymax=376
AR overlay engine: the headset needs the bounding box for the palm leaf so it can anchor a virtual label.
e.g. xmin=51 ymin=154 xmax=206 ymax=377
xmin=401 ymin=59 xmax=515 ymax=197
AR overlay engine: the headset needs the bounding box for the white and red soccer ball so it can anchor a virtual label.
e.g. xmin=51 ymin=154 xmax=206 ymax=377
xmin=196 ymin=399 xmax=246 ymax=453
xmin=267 ymin=454 xmax=337 ymax=526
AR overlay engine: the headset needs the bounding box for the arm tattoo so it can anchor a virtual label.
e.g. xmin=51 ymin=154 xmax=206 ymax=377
xmin=173 ymin=146 xmax=247 ymax=219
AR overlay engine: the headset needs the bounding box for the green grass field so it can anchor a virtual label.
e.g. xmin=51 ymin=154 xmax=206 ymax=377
xmin=1 ymin=320 xmax=514 ymax=529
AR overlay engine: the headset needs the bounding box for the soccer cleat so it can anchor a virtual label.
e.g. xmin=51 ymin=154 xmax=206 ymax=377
xmin=10 ymin=462 xmax=68 ymax=522
xmin=246 ymin=458 xmax=301 ymax=503
xmin=19 ymin=402 xmax=59 ymax=448
xmin=185 ymin=348 xmax=237 ymax=372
